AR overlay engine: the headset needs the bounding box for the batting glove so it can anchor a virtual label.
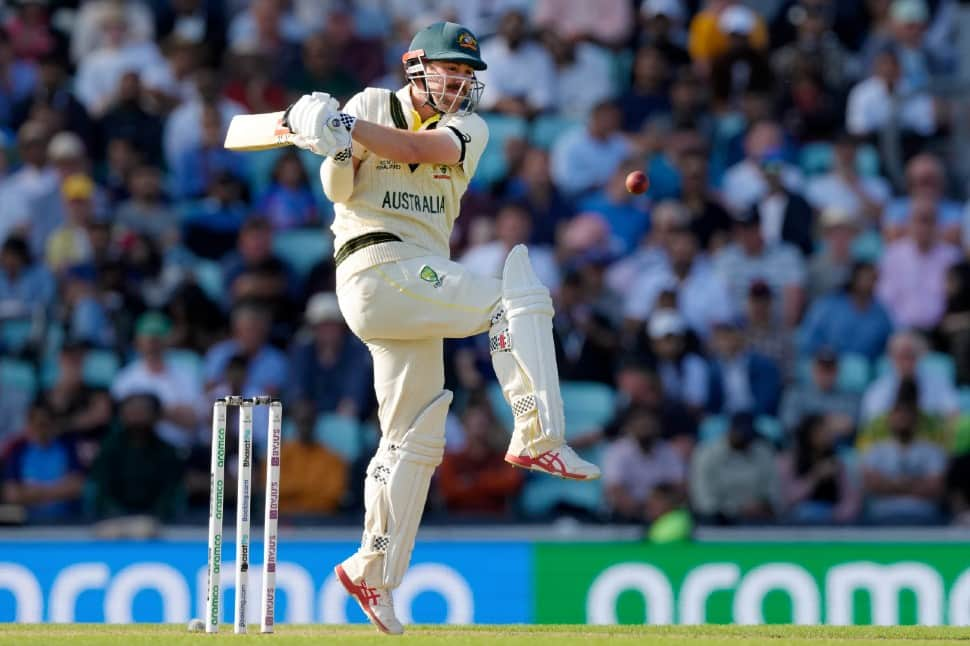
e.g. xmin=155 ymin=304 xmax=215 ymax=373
xmin=284 ymin=91 xmax=340 ymax=141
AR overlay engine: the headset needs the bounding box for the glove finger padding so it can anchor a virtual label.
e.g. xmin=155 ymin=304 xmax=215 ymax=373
xmin=286 ymin=93 xmax=338 ymax=140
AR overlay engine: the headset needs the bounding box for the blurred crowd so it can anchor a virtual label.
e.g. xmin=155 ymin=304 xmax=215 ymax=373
xmin=4 ymin=0 xmax=970 ymax=534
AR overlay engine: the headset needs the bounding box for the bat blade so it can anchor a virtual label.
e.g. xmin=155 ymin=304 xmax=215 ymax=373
xmin=223 ymin=111 xmax=297 ymax=151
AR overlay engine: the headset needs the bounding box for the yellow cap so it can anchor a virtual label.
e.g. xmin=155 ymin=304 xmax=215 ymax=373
xmin=62 ymin=174 xmax=94 ymax=201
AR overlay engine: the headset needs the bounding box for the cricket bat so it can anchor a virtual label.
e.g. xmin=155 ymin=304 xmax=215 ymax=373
xmin=224 ymin=111 xmax=297 ymax=151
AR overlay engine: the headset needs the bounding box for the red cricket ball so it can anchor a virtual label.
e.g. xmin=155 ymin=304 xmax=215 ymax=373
xmin=625 ymin=170 xmax=649 ymax=195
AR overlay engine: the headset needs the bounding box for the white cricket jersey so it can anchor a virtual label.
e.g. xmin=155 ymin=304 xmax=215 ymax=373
xmin=329 ymin=85 xmax=489 ymax=276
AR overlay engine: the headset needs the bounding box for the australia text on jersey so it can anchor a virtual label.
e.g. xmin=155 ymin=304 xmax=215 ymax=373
xmin=381 ymin=191 xmax=446 ymax=214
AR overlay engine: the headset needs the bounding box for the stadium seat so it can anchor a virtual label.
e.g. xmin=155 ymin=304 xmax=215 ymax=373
xmin=487 ymin=381 xmax=615 ymax=440
xmin=314 ymin=413 xmax=362 ymax=463
xmin=0 ymin=318 xmax=35 ymax=354
xmin=519 ymin=445 xmax=604 ymax=517
xmin=754 ymin=416 xmax=783 ymax=444
xmin=837 ymin=353 xmax=871 ymax=393
xmin=82 ymin=350 xmax=120 ymax=388
xmin=959 ymin=387 xmax=970 ymax=413
xmin=244 ymin=148 xmax=285 ymax=197
xmin=529 ymin=115 xmax=581 ymax=150
xmin=561 ymin=381 xmax=616 ymax=439
xmin=272 ymin=228 xmax=332 ymax=277
xmin=922 ymin=352 xmax=957 ymax=384
xmin=0 ymin=359 xmax=38 ymax=435
xmin=477 ymin=114 xmax=527 ymax=186
xmin=851 ymin=229 xmax=883 ymax=263
xmin=192 ymin=259 xmax=225 ymax=305
xmin=798 ymin=142 xmax=833 ymax=177
xmin=699 ymin=415 xmax=729 ymax=443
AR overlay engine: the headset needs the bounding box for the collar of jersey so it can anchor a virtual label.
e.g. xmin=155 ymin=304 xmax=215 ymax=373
xmin=396 ymin=85 xmax=442 ymax=131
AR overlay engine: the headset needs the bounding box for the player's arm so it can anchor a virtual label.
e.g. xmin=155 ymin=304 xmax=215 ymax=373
xmin=349 ymin=121 xmax=461 ymax=166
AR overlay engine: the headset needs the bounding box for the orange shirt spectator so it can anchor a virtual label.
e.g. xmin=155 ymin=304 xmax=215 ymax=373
xmin=688 ymin=2 xmax=768 ymax=69
xmin=438 ymin=401 xmax=523 ymax=516
xmin=278 ymin=420 xmax=347 ymax=515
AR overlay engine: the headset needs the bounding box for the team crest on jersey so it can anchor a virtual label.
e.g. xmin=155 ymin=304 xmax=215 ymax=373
xmin=457 ymin=32 xmax=478 ymax=51
xmin=419 ymin=265 xmax=443 ymax=288
xmin=433 ymin=165 xmax=450 ymax=179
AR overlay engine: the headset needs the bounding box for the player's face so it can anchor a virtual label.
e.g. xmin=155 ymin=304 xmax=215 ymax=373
xmin=423 ymin=61 xmax=483 ymax=115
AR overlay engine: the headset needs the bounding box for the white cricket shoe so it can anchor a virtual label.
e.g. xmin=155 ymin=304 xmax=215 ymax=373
xmin=335 ymin=564 xmax=404 ymax=635
xmin=505 ymin=444 xmax=601 ymax=480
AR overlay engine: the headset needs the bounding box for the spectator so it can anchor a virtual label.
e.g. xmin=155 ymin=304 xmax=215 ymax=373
xmin=779 ymin=348 xmax=860 ymax=439
xmin=771 ymin=1 xmax=859 ymax=91
xmin=578 ymin=159 xmax=651 ymax=256
xmin=688 ymin=2 xmax=768 ymax=72
xmin=601 ymin=360 xmax=696 ymax=451
xmin=73 ymin=4 xmax=165 ymax=118
xmin=676 ymin=147 xmax=734 ymax=253
xmin=721 ymin=121 xmax=803 ymax=214
xmin=714 ymin=211 xmax=806 ymax=327
xmin=603 ymin=407 xmax=686 ymax=522
xmin=154 ymin=0 xmax=227 ymax=62
xmin=743 ymin=280 xmax=795 ymax=379
xmin=222 ymin=41 xmax=288 ymax=114
xmin=287 ymin=292 xmax=372 ymax=419
xmin=60 ymin=264 xmax=115 ymax=349
xmin=707 ymin=316 xmax=783 ymax=417
xmin=805 ymin=207 xmax=863 ymax=300
xmin=278 ymin=406 xmax=348 ymax=515
xmin=846 ymin=44 xmax=938 ymax=144
xmin=877 ymin=196 xmax=959 ymax=330
xmin=542 ymin=30 xmax=615 ymax=121
xmin=478 ymin=9 xmax=555 ymax=118
xmin=460 ymin=203 xmax=559 ymax=290
xmin=12 ymin=53 xmax=95 ymax=157
xmin=45 ymin=174 xmax=97 ymax=274
xmin=2 ymin=398 xmax=84 ymax=523
xmin=0 ymin=30 xmax=38 ymax=127
xmin=936 ymin=262 xmax=970 ymax=385
xmin=204 ymin=301 xmax=288 ymax=402
xmin=4 ymin=1 xmax=57 ymax=61
xmin=532 ymin=0 xmax=634 ymax=48
xmin=115 ymin=164 xmax=178 ymax=247
xmin=111 ymin=311 xmax=203 ymax=448
xmin=552 ymin=270 xmax=619 ymax=385
xmin=745 ymin=150 xmax=815 ymax=256
xmin=70 ymin=1 xmax=155 ymax=64
xmin=172 ymin=103 xmax=247 ymax=200
xmin=800 ymin=261 xmax=894 ymax=361
xmin=317 ymin=7 xmax=385 ymax=89
xmin=860 ymin=379 xmax=947 ymax=523
xmin=0 ymin=235 xmax=55 ymax=311
xmin=617 ymin=45 xmax=671 ymax=133
xmin=227 ymin=0 xmax=304 ymax=57
xmin=222 ymin=217 xmax=298 ymax=315
xmin=779 ymin=414 xmax=861 ymax=523
xmin=0 ymin=121 xmax=58 ymax=251
xmin=550 ymin=100 xmax=631 ymax=198
xmin=709 ymin=8 xmax=774 ymax=109
xmin=180 ymin=172 xmax=249 ymax=261
xmin=254 ymin=150 xmax=320 ymax=231
xmin=607 ymin=199 xmax=686 ymax=297
xmin=858 ymin=376 xmax=947 ymax=451
xmin=89 ymin=392 xmax=185 ymax=521
xmin=97 ymin=70 xmax=164 ymax=162
xmin=498 ymin=147 xmax=572 ymax=247
xmin=625 ymin=223 xmax=733 ymax=339
xmin=141 ymin=36 xmax=204 ymax=111
xmin=645 ymin=309 xmax=709 ymax=414
xmin=804 ymin=132 xmax=891 ymax=226
xmin=690 ymin=411 xmax=779 ymax=524
xmin=44 ymin=341 xmax=113 ymax=460
xmin=861 ymin=331 xmax=958 ymax=424
xmin=885 ymin=153 xmax=962 ymax=244
xmin=946 ymin=450 xmax=970 ymax=525
xmin=437 ymin=398 xmax=523 ymax=517
xmin=864 ymin=0 xmax=955 ymax=88
xmin=285 ymin=32 xmax=360 ymax=103
xmin=637 ymin=0 xmax=691 ymax=68
xmin=163 ymin=67 xmax=244 ymax=169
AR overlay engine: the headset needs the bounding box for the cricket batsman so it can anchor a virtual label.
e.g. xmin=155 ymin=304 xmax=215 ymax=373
xmin=283 ymin=21 xmax=599 ymax=634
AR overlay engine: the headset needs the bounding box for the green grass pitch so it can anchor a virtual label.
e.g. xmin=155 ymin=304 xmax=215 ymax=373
xmin=2 ymin=625 xmax=970 ymax=645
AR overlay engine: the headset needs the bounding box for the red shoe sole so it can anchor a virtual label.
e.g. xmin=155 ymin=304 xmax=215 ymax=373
xmin=504 ymin=452 xmax=590 ymax=480
xmin=334 ymin=564 xmax=391 ymax=634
